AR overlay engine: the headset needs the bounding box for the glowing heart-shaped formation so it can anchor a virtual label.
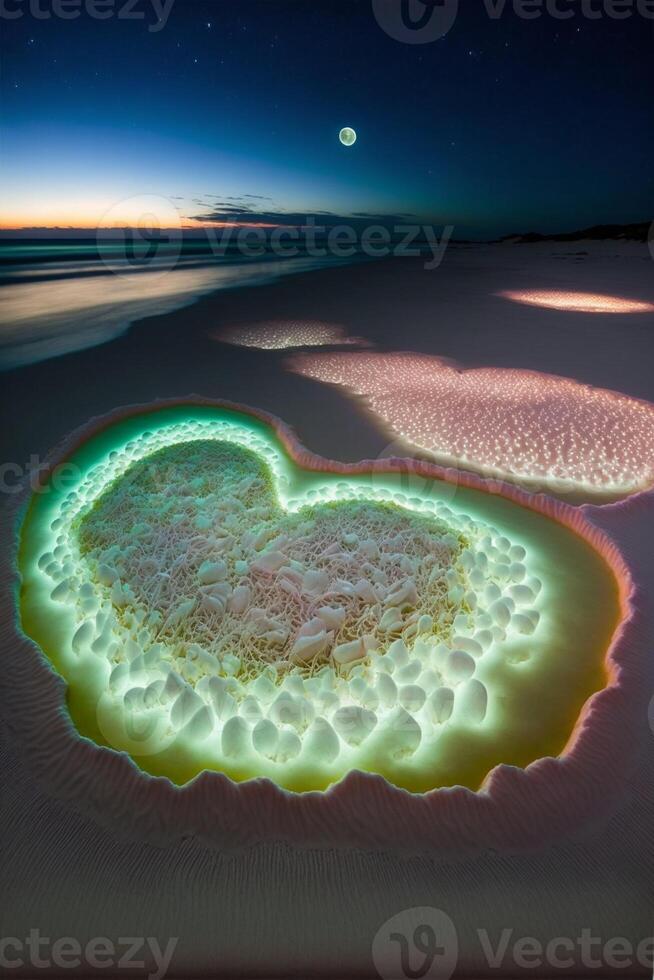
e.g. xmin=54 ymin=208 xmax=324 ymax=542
xmin=20 ymin=406 xmax=617 ymax=793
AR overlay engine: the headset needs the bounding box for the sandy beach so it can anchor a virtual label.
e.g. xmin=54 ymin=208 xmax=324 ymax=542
xmin=5 ymin=0 xmax=654 ymax=972
xmin=2 ymin=240 xmax=654 ymax=975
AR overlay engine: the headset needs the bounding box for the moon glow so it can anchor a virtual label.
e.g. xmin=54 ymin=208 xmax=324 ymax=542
xmin=339 ymin=127 xmax=357 ymax=146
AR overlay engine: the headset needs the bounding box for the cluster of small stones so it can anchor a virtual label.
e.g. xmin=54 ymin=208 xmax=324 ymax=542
xmin=290 ymin=351 xmax=654 ymax=493
xmin=215 ymin=319 xmax=359 ymax=350
xmin=39 ymin=420 xmax=543 ymax=770
xmin=499 ymin=289 xmax=654 ymax=315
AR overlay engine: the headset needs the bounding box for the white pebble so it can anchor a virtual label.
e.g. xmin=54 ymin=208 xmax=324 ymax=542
xmin=388 ymin=638 xmax=410 ymax=667
xmin=143 ymin=680 xmax=165 ymax=707
xmin=221 ymin=716 xmax=249 ymax=759
xmin=109 ymin=663 xmax=129 ymax=691
xmin=452 ymin=636 xmax=483 ymax=658
xmin=250 ymin=674 xmax=277 ymax=704
xmin=210 ymin=685 xmax=237 ymax=722
xmin=198 ymin=561 xmax=227 ymax=585
xmin=332 ymin=705 xmax=377 ymax=746
xmin=509 ymin=584 xmax=534 ymax=605
xmin=427 ymin=687 xmax=454 ymax=724
xmin=398 ymin=684 xmax=426 ymax=712
xmin=395 ymin=661 xmax=421 ymax=684
xmin=252 ymin=718 xmax=279 ymax=759
xmin=489 ymin=599 xmax=511 ymax=628
xmin=304 ymin=717 xmax=340 ymax=764
xmin=316 ymin=605 xmax=346 ymax=630
xmin=388 ymin=707 xmax=421 ymax=757
xmin=511 ymin=613 xmax=536 ymax=635
xmin=184 ymin=705 xmax=213 ymax=740
xmin=290 ymin=629 xmax=333 ymax=664
xmin=229 ymin=585 xmax=251 ymax=614
xmin=332 ymin=637 xmax=366 ymax=667
xmin=276 ymin=729 xmax=301 ymax=762
xmin=474 ymin=630 xmax=493 ymax=650
xmin=163 ymin=671 xmax=185 ymax=701
xmin=123 ymin=687 xmax=145 ymax=711
xmin=376 ymin=673 xmax=397 ymax=708
xmin=379 ymin=607 xmax=403 ymax=631
xmin=446 ymin=650 xmax=476 ymax=683
xmin=484 ymin=583 xmax=501 ymax=605
xmin=251 ymin=551 xmax=286 ymax=574
xmin=239 ymin=695 xmax=263 ymax=723
xmin=171 ymin=685 xmax=203 ymax=728
xmin=72 ymin=620 xmax=94 ymax=654
xmin=97 ymin=564 xmax=119 ymax=586
xmin=458 ymin=678 xmax=488 ymax=723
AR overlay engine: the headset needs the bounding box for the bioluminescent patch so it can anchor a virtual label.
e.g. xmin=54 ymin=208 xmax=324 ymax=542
xmin=499 ymin=289 xmax=654 ymax=314
xmin=213 ymin=319 xmax=363 ymax=350
xmin=18 ymin=405 xmax=618 ymax=792
xmin=290 ymin=351 xmax=654 ymax=500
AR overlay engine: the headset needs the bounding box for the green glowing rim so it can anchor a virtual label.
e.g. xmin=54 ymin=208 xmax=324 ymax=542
xmin=18 ymin=403 xmax=620 ymax=794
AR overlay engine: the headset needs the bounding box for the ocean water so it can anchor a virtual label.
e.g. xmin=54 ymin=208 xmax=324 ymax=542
xmin=0 ymin=242 xmax=364 ymax=370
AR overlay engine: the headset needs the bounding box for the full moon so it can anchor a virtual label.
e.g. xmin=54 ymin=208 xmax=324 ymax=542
xmin=339 ymin=127 xmax=357 ymax=146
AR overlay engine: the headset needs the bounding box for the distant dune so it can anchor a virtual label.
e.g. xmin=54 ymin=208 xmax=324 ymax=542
xmin=498 ymin=220 xmax=650 ymax=244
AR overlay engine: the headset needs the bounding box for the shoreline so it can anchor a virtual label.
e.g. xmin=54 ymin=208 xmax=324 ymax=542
xmin=2 ymin=242 xmax=653 ymax=470
xmin=0 ymin=252 xmax=370 ymax=371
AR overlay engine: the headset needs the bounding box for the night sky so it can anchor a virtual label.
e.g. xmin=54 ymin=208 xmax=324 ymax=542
xmin=2 ymin=0 xmax=653 ymax=237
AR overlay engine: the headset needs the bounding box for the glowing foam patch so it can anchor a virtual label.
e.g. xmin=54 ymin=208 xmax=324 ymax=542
xmin=213 ymin=320 xmax=363 ymax=350
xmin=499 ymin=290 xmax=654 ymax=314
xmin=18 ymin=406 xmax=618 ymax=793
xmin=290 ymin=352 xmax=654 ymax=499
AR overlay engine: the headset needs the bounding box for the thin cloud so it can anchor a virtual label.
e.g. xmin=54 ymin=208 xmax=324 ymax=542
xmin=186 ymin=203 xmax=423 ymax=228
